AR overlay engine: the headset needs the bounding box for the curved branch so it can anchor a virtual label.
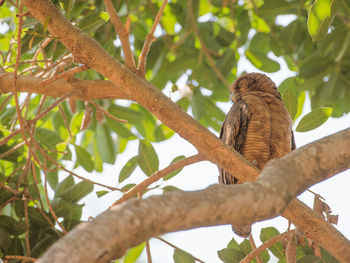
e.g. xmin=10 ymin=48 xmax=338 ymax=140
xmin=36 ymin=128 xmax=350 ymax=263
xmin=241 ymin=231 xmax=294 ymax=263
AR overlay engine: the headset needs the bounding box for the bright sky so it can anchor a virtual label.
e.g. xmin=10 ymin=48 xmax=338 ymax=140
xmin=78 ymin=55 xmax=350 ymax=262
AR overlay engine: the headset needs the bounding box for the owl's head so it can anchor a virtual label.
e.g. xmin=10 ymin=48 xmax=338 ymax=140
xmin=230 ymin=73 xmax=281 ymax=102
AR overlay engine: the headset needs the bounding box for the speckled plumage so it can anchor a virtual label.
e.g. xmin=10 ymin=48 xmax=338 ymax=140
xmin=219 ymin=73 xmax=295 ymax=237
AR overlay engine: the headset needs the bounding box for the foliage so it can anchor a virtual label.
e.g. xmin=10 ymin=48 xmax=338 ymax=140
xmin=0 ymin=0 xmax=348 ymax=261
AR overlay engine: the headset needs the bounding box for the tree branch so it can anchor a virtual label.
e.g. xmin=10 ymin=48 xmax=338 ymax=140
xmin=36 ymin=128 xmax=350 ymax=263
xmin=110 ymin=154 xmax=205 ymax=207
xmin=138 ymin=0 xmax=168 ymax=76
xmin=0 ymin=73 xmax=128 ymax=100
xmin=102 ymin=0 xmax=136 ymax=70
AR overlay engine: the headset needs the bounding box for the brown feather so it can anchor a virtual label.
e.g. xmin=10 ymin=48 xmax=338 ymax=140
xmin=218 ymin=73 xmax=295 ymax=237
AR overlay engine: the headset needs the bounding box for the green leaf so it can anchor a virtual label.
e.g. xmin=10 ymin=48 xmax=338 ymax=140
xmin=0 ymin=215 xmax=26 ymax=235
xmin=296 ymin=107 xmax=333 ymax=132
xmin=217 ymin=248 xmax=245 ymax=263
xmin=70 ymin=111 xmax=84 ymax=136
xmin=96 ymin=124 xmax=116 ymax=164
xmin=61 ymin=0 xmax=75 ymax=17
xmin=52 ymin=197 xmax=71 ymax=218
xmin=0 ymin=227 xmax=10 ymax=251
xmin=96 ymin=190 xmax=109 ymax=198
xmin=119 ymin=156 xmax=138 ymax=183
xmin=320 ymin=247 xmax=339 ymax=263
xmin=164 ymin=155 xmax=186 ymax=180
xmin=77 ymin=12 xmax=106 ymax=33
xmin=163 ymin=185 xmax=182 ymax=193
xmin=245 ymin=50 xmax=280 ymax=72
xmin=308 ymin=0 xmax=342 ymax=41
xmin=173 ymin=249 xmax=195 ymax=263
xmin=107 ymin=118 xmax=137 ymax=140
xmin=35 ymin=128 xmax=64 ymax=148
xmin=138 ymin=140 xmax=159 ymax=176
xmin=75 ymin=145 xmax=94 ymax=172
xmin=60 ymin=181 xmax=94 ymax=203
xmin=295 ymin=91 xmax=306 ymax=121
xmin=27 ymin=207 xmax=51 ymax=226
xmin=227 ymin=238 xmax=240 ymax=250
xmin=282 ymin=86 xmax=298 ymax=120
xmin=239 ymin=239 xmax=252 ymax=255
xmin=124 ymin=242 xmax=145 ymax=263
xmin=55 ymin=175 xmax=75 ymax=198
xmin=296 ymin=255 xmax=323 ymax=263
xmin=260 ymin=227 xmax=285 ymax=260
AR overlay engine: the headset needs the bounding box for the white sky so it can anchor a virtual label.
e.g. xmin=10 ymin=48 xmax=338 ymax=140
xmin=77 ymin=55 xmax=350 ymax=262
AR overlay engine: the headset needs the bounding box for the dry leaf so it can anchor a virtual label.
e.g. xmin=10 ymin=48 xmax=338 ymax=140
xmin=96 ymin=105 xmax=104 ymax=124
xmin=295 ymin=227 xmax=306 ymax=246
xmin=327 ymin=214 xmax=339 ymax=225
xmin=68 ymin=98 xmax=76 ymax=113
xmin=81 ymin=105 xmax=92 ymax=130
xmin=313 ymin=194 xmax=324 ymax=218
xmin=286 ymin=233 xmax=296 ymax=263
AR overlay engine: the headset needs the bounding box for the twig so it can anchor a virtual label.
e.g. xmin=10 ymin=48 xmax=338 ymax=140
xmin=103 ymin=0 xmax=136 ymax=70
xmin=0 ymin=90 xmax=77 ymax=148
xmin=145 ymin=240 xmax=153 ymax=263
xmin=109 ymin=154 xmax=205 ymax=208
xmin=0 ymin=141 xmax=26 ymax=160
xmin=240 ymin=230 xmax=295 ymax=263
xmin=248 ymin=234 xmax=263 ymax=263
xmin=42 ymin=158 xmax=68 ymax=234
xmin=156 ymin=237 xmax=205 ymax=263
xmin=3 ymin=256 xmax=36 ymax=262
xmin=12 ymin=3 xmax=31 ymax=149
xmin=138 ymin=0 xmax=168 ymax=76
xmin=0 ymin=181 xmax=21 ymax=195
xmin=23 ymin=191 xmax=31 ymax=257
xmin=89 ymin=101 xmax=127 ymax=123
xmin=34 ymin=142 xmax=121 ymax=191
xmin=40 ymin=65 xmax=89 ymax=86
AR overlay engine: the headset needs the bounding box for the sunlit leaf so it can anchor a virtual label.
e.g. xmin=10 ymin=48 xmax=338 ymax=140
xmin=173 ymin=249 xmax=195 ymax=263
xmin=124 ymin=242 xmax=145 ymax=263
xmin=138 ymin=140 xmax=159 ymax=176
xmin=296 ymin=107 xmax=333 ymax=132
xmin=217 ymin=248 xmax=245 ymax=263
xmin=260 ymin=227 xmax=285 ymax=260
xmin=308 ymin=0 xmax=342 ymax=41
xmin=164 ymin=155 xmax=186 ymax=180
xmin=119 ymin=156 xmax=138 ymax=183
xmin=75 ymin=145 xmax=94 ymax=172
xmin=282 ymin=86 xmax=298 ymax=120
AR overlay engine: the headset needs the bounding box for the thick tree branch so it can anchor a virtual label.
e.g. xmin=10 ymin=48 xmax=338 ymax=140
xmin=0 ymin=73 xmax=128 ymax=100
xmin=36 ymin=128 xmax=350 ymax=263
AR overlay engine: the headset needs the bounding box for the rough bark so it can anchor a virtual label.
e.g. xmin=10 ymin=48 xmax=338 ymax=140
xmin=36 ymin=128 xmax=350 ymax=263
xmin=0 ymin=73 xmax=128 ymax=100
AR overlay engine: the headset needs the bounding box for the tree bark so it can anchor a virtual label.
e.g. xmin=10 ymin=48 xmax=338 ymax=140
xmin=36 ymin=128 xmax=350 ymax=263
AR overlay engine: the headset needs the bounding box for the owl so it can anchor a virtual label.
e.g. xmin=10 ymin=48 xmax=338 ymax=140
xmin=219 ymin=72 xmax=296 ymax=237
